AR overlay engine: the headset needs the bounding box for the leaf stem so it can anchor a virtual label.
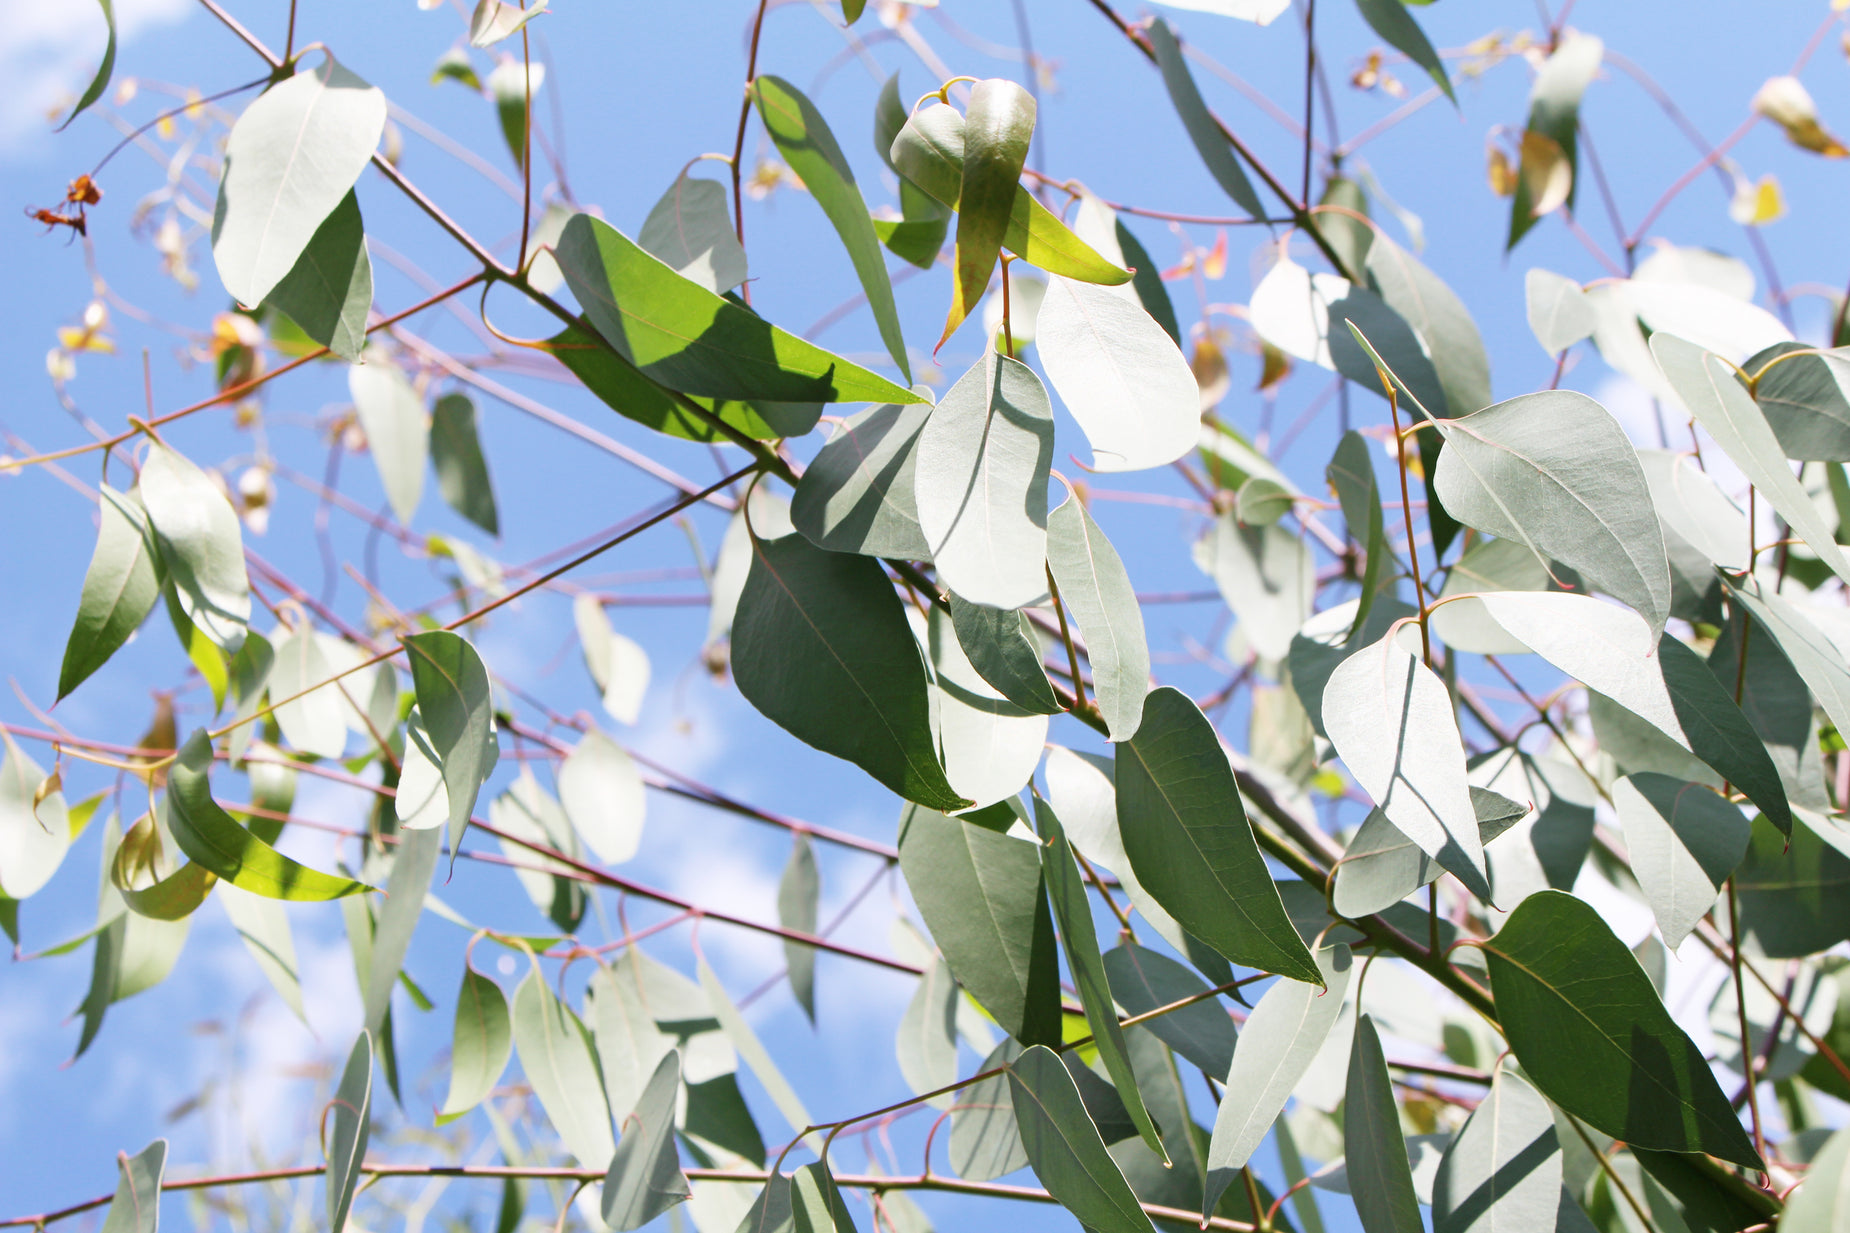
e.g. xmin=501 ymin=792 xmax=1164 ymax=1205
xmin=1045 ymin=564 xmax=1091 ymax=718
xmin=730 ymin=0 xmax=773 ymax=278
xmin=1381 ymin=372 xmax=1432 ymax=666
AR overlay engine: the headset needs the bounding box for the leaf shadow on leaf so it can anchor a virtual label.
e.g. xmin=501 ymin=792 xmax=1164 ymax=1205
xmin=1438 ymin=1123 xmax=1561 ymax=1231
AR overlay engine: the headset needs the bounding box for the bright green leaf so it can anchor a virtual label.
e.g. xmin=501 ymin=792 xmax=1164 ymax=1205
xmin=140 ymin=442 xmax=250 ymax=652
xmin=59 ymin=485 xmax=162 ymax=702
xmin=58 ymin=0 xmax=117 ymax=131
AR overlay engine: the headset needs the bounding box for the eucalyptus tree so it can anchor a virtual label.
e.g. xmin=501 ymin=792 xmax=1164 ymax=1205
xmin=9 ymin=1 xmax=1850 ymax=1232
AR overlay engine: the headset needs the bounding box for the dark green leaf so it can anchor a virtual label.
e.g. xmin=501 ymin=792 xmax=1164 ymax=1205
xmin=429 ymin=393 xmax=500 ymax=536
xmin=1102 ymin=942 xmax=1237 ymax=1079
xmin=99 ymin=1137 xmax=165 ymax=1233
xmin=1354 ymin=0 xmax=1453 ymax=102
xmin=1007 ymin=1044 xmax=1157 ymax=1233
xmin=603 ymin=1050 xmax=690 ymax=1230
xmin=948 ymin=594 xmax=1061 ymax=715
xmin=943 ymin=79 xmax=1035 ymax=346
xmin=1315 ymin=176 xmax=1373 ymax=280
xmin=733 ymin=531 xmax=965 ymax=810
xmin=790 ymin=402 xmax=933 ymax=559
xmin=1146 ymin=20 xmax=1265 ymax=219
xmin=487 ymin=59 xmax=538 ymax=171
xmin=556 ymin=213 xmax=918 ymax=405
xmin=1481 ymin=890 xmax=1761 ymax=1167
xmin=403 ymin=631 xmax=500 ymax=860
xmin=263 ymin=190 xmax=372 ymax=362
xmin=1750 ymin=342 xmax=1850 ymax=461
xmin=1345 ymin=1014 xmax=1425 ymax=1233
xmin=58 ymin=0 xmax=116 ymax=131
xmin=778 ymin=834 xmax=819 ymax=1022
xmin=1116 ymin=688 xmax=1319 ymax=984
xmin=898 ymin=804 xmax=1061 ymax=1046
xmin=1048 ymin=493 xmax=1151 ymax=739
xmin=1737 ymin=814 xmax=1850 ymax=959
xmin=437 ymin=966 xmax=512 ymax=1124
xmin=167 ymin=730 xmax=366 ymax=900
xmin=59 ymin=485 xmax=162 ymax=702
xmin=754 ymin=76 xmax=909 ymax=380
xmin=326 ymin=1031 xmax=373 ymax=1233
xmin=1615 ymin=772 xmax=1751 ymax=950
xmin=684 ymin=1072 xmax=765 ymax=1166
xmin=1035 ymin=796 xmax=1167 ymax=1162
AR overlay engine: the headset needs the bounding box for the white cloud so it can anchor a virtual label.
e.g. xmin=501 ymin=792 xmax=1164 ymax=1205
xmin=0 ymin=0 xmax=191 ymax=154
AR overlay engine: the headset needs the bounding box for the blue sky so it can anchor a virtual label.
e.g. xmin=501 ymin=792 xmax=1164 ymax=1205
xmin=1 ymin=0 xmax=1847 ymax=1229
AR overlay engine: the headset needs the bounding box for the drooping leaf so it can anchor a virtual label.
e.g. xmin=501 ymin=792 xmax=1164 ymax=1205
xmin=557 ymin=728 xmax=646 ymax=865
xmin=349 ymin=355 xmax=429 ymax=525
xmin=1035 ymin=796 xmax=1166 ymax=1161
xmin=59 ymin=485 xmax=163 ymax=701
xmin=1331 ymin=787 xmax=1528 ymax=918
xmin=777 ymin=834 xmax=819 ymax=1022
xmin=896 ymin=956 xmax=959 ymax=1108
xmin=1525 ymin=269 xmax=1596 ymax=355
xmin=1326 ymin=431 xmax=1388 ymax=638
xmin=1116 ymin=687 xmax=1319 ymax=983
xmin=269 ymin=627 xmax=347 ymax=760
xmin=573 ymin=595 xmax=651 ymax=725
xmin=603 ymin=1050 xmax=691 ymax=1230
xmin=363 ymin=824 xmax=439 ymax=1037
xmin=513 ymin=965 xmax=616 ymax=1166
xmin=925 ymin=587 xmax=1049 ymax=810
xmin=487 ymin=59 xmax=541 ymax=171
xmin=916 ymin=350 xmax=1054 ymax=611
xmin=218 ymin=883 xmax=304 ymax=1020
xmin=1654 ymin=332 xmax=1850 ymax=586
xmin=1192 ymin=515 xmax=1315 ymax=664
xmin=1323 ymin=629 xmax=1493 ymax=899
xmin=430 ymin=393 xmax=500 ymax=536
xmin=213 ymin=54 xmax=386 ymax=307
xmin=1432 ymin=389 xmax=1671 ymax=637
xmin=1204 ymin=944 xmax=1351 ymax=1204
xmin=790 ymin=402 xmax=933 ymax=559
xmin=1481 ymin=890 xmax=1761 ymax=1167
xmin=754 ymin=76 xmax=908 ymax=379
xmin=1365 ymin=233 xmax=1490 ymax=418
xmin=58 ymin=0 xmax=117 ymax=131
xmin=403 ymin=631 xmax=500 ymax=859
xmin=636 ymin=172 xmax=747 ymax=296
xmin=437 ymin=966 xmax=512 ymax=1124
xmin=1037 ymin=273 xmax=1200 ymax=472
xmin=940 ymin=79 xmax=1036 ymax=347
xmin=1146 ymin=20 xmax=1265 ymax=219
xmin=1101 ymin=943 xmax=1236 ymax=1078
xmin=1048 ymin=493 xmax=1152 ymax=740
xmin=1507 ymin=34 xmax=1602 ymax=250
xmin=1315 ymin=175 xmax=1374 ymax=282
xmin=731 ymin=531 xmax=966 ymax=811
xmin=887 ymin=103 xmax=1129 ymax=286
xmin=1354 ymin=0 xmax=1453 ymax=103
xmin=1007 ymin=1045 xmax=1157 ymax=1233
xmin=952 ymin=1039 xmax=1029 ymax=1181
xmin=698 ymin=958 xmax=817 ymax=1150
xmin=140 ymin=442 xmax=250 ymax=652
xmin=263 ymin=189 xmax=372 ymax=362
xmin=1430 ymin=1067 xmax=1561 ymax=1233
xmin=948 ymin=594 xmax=1061 ymax=715
xmin=326 ymin=1031 xmax=373 ymax=1233
xmin=0 ymin=734 xmax=66 ymax=904
xmin=1345 ymin=1014 xmax=1425 ymax=1233
xmin=556 ymin=213 xmax=919 ymax=406
xmin=897 ymin=804 xmax=1061 ymax=1046
xmin=167 ymin=730 xmax=366 ymax=900
xmin=98 ymin=1137 xmax=165 ymax=1233
xmin=470 ymin=0 xmax=548 ymax=47
xmin=1475 ymin=591 xmax=1792 ymax=836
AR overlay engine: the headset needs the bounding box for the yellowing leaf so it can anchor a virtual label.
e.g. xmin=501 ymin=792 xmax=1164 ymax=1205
xmin=1518 ymin=130 xmax=1572 ymax=219
xmin=1753 ymin=75 xmax=1849 ymax=157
